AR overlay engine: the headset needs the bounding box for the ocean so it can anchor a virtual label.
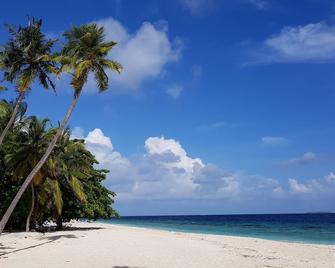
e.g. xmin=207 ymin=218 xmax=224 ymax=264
xmin=100 ymin=213 xmax=335 ymax=245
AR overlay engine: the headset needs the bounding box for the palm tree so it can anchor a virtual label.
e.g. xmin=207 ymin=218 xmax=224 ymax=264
xmin=4 ymin=116 xmax=53 ymax=231
xmin=5 ymin=122 xmax=89 ymax=231
xmin=0 ymin=99 xmax=27 ymax=132
xmin=0 ymin=23 xmax=122 ymax=234
xmin=37 ymin=130 xmax=90 ymax=230
xmin=0 ymin=18 xmax=57 ymax=145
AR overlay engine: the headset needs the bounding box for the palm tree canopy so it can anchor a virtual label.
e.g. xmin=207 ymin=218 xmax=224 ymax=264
xmin=59 ymin=23 xmax=122 ymax=95
xmin=4 ymin=120 xmax=88 ymax=216
xmin=0 ymin=99 xmax=27 ymax=131
xmin=4 ymin=116 xmax=52 ymax=184
xmin=0 ymin=18 xmax=57 ymax=92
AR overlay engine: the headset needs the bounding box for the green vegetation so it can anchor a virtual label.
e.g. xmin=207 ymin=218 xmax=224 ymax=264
xmin=0 ymin=100 xmax=118 ymax=231
xmin=0 ymin=18 xmax=121 ymax=233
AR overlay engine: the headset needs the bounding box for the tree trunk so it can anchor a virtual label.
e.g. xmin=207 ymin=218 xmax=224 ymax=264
xmin=25 ymin=183 xmax=35 ymax=232
xmin=0 ymin=92 xmax=81 ymax=235
xmin=56 ymin=217 xmax=63 ymax=231
xmin=0 ymin=91 xmax=25 ymax=145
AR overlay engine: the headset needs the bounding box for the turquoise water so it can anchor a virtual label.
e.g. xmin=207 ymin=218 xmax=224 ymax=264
xmin=100 ymin=213 xmax=335 ymax=245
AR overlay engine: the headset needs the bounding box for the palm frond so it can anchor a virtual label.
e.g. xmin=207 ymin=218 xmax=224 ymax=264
xmin=18 ymin=68 xmax=35 ymax=92
xmin=61 ymin=23 xmax=122 ymax=93
xmin=94 ymin=64 xmax=108 ymax=92
xmin=99 ymin=59 xmax=122 ymax=74
xmin=75 ymin=60 xmax=92 ymax=79
xmin=1 ymin=18 xmax=57 ymax=92
xmin=69 ymin=176 xmax=86 ymax=202
xmin=53 ymin=180 xmax=63 ymax=215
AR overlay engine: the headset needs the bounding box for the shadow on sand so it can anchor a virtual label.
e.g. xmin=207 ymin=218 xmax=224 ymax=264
xmin=63 ymin=226 xmax=104 ymax=232
xmin=0 ymin=234 xmax=77 ymax=258
xmin=113 ymin=266 xmax=146 ymax=268
xmin=36 ymin=225 xmax=104 ymax=233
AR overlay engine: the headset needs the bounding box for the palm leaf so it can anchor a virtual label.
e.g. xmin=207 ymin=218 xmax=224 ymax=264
xmin=53 ymin=180 xmax=63 ymax=215
xmin=69 ymin=176 xmax=86 ymax=202
xmin=18 ymin=68 xmax=35 ymax=92
xmin=94 ymin=65 xmax=108 ymax=92
xmin=99 ymin=59 xmax=122 ymax=74
xmin=75 ymin=60 xmax=92 ymax=79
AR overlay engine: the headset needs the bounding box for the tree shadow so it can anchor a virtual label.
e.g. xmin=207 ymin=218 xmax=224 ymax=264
xmin=36 ymin=225 xmax=104 ymax=233
xmin=0 ymin=233 xmax=78 ymax=258
xmin=0 ymin=243 xmax=14 ymax=255
xmin=64 ymin=226 xmax=104 ymax=232
xmin=112 ymin=266 xmax=146 ymax=268
xmin=40 ymin=234 xmax=77 ymax=241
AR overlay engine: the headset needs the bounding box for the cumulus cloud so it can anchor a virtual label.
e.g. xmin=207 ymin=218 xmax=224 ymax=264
xmin=253 ymin=22 xmax=335 ymax=63
xmin=85 ymin=129 xmax=113 ymax=149
xmin=75 ymin=128 xmax=335 ymax=214
xmin=281 ymin=152 xmax=316 ymax=166
xmin=325 ymin=172 xmax=335 ymax=183
xmin=288 ymin=176 xmax=327 ymax=195
xmin=262 ymin=136 xmax=289 ymax=146
xmin=288 ymin=178 xmax=312 ymax=193
xmin=85 ymin=17 xmax=182 ymax=90
xmin=84 ymin=129 xmax=134 ymax=190
xmin=166 ymin=85 xmax=184 ymax=98
xmin=79 ymin=128 xmax=290 ymax=202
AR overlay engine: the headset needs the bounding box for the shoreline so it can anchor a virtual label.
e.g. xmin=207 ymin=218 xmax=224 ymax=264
xmin=1 ymin=221 xmax=335 ymax=267
xmin=102 ymin=221 xmax=335 ymax=246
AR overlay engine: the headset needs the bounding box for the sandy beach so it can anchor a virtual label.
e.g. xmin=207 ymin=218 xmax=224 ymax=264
xmin=0 ymin=222 xmax=334 ymax=268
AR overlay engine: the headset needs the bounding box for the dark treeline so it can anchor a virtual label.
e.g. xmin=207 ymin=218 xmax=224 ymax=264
xmin=0 ymin=100 xmax=118 ymax=231
xmin=0 ymin=17 xmax=122 ymax=233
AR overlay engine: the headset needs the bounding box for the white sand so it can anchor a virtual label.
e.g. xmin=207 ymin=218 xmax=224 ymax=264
xmin=1 ymin=222 xmax=335 ymax=268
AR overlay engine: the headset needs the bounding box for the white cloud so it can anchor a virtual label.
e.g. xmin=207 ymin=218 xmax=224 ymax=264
xmin=180 ymin=0 xmax=215 ymax=16
xmin=82 ymin=128 xmax=290 ymax=201
xmin=281 ymin=152 xmax=316 ymax=166
xmin=325 ymin=172 xmax=335 ymax=183
xmin=166 ymin=85 xmax=184 ymax=98
xmin=255 ymin=22 xmax=335 ymax=63
xmin=80 ymin=128 xmax=335 ymax=209
xmin=218 ymin=176 xmax=240 ymax=195
xmin=288 ymin=178 xmax=312 ymax=193
xmin=89 ymin=17 xmax=182 ymax=90
xmin=84 ymin=129 xmax=134 ymax=189
xmin=287 ymin=172 xmax=335 ymax=195
xmin=145 ymin=136 xmax=204 ymax=174
xmin=262 ymin=136 xmax=289 ymax=146
xmin=85 ymin=128 xmax=113 ymax=149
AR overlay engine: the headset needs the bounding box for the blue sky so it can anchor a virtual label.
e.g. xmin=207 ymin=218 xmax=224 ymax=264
xmin=1 ymin=0 xmax=335 ymax=215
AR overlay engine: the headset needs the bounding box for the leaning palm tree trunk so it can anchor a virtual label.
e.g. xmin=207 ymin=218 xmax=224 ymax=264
xmin=0 ymin=92 xmax=81 ymax=235
xmin=0 ymin=92 xmax=25 ymax=145
xmin=25 ymin=183 xmax=35 ymax=232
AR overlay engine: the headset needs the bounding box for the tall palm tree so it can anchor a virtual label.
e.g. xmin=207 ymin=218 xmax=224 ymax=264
xmin=0 ymin=23 xmax=122 ymax=234
xmin=0 ymin=18 xmax=57 ymax=145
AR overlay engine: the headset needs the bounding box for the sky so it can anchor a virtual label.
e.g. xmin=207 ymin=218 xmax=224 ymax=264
xmin=1 ymin=0 xmax=335 ymax=215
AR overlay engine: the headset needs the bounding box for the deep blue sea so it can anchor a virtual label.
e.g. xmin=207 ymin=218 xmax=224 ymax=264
xmin=100 ymin=213 xmax=335 ymax=245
